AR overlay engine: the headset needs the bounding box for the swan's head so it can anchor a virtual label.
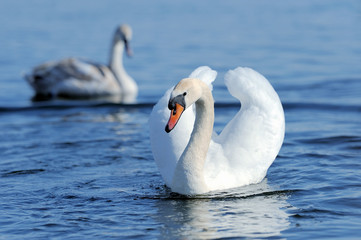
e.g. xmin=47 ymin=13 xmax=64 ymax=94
xmin=114 ymin=24 xmax=133 ymax=56
xmin=165 ymin=78 xmax=203 ymax=133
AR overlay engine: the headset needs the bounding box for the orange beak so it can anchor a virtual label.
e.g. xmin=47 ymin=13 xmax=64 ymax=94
xmin=165 ymin=103 xmax=185 ymax=133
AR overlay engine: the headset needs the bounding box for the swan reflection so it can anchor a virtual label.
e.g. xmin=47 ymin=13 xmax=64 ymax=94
xmin=154 ymin=180 xmax=290 ymax=239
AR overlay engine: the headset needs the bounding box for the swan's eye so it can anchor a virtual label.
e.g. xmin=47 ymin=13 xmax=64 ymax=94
xmin=183 ymin=92 xmax=187 ymax=96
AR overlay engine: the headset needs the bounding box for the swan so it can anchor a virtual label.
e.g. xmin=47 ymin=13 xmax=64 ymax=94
xmin=149 ymin=66 xmax=285 ymax=195
xmin=25 ymin=24 xmax=137 ymax=101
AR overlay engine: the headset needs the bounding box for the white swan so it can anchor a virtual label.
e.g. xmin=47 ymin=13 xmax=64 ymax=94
xmin=25 ymin=24 xmax=137 ymax=102
xmin=149 ymin=66 xmax=285 ymax=195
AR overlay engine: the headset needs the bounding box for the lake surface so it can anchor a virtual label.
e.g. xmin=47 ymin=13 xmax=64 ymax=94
xmin=1 ymin=0 xmax=361 ymax=239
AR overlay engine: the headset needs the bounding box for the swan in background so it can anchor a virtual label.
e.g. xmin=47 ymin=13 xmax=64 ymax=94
xmin=149 ymin=66 xmax=285 ymax=195
xmin=25 ymin=24 xmax=137 ymax=102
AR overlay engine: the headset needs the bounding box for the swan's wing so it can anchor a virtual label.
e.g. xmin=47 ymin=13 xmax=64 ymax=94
xmin=189 ymin=66 xmax=217 ymax=91
xmin=27 ymin=58 xmax=106 ymax=83
xmin=26 ymin=58 xmax=116 ymax=96
xmin=54 ymin=58 xmax=108 ymax=81
xmin=149 ymin=66 xmax=217 ymax=186
xmin=208 ymin=67 xmax=285 ymax=188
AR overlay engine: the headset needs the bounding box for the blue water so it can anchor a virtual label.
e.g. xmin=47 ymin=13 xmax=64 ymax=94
xmin=1 ymin=0 xmax=361 ymax=239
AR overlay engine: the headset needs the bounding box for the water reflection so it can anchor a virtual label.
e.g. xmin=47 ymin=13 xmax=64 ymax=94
xmin=154 ymin=180 xmax=290 ymax=239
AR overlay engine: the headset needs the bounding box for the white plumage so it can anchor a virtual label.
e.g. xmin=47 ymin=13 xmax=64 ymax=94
xmin=149 ymin=66 xmax=285 ymax=195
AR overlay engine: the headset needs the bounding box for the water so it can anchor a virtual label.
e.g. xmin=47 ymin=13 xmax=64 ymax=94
xmin=1 ymin=0 xmax=361 ymax=239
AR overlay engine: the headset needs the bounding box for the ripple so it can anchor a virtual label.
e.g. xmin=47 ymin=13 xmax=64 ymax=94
xmin=298 ymin=135 xmax=361 ymax=145
xmin=283 ymin=102 xmax=361 ymax=112
xmin=0 ymin=102 xmax=155 ymax=113
xmin=290 ymin=207 xmax=346 ymax=219
xmin=2 ymin=168 xmax=45 ymax=177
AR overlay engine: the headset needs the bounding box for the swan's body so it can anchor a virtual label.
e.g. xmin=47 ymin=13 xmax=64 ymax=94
xmin=149 ymin=66 xmax=285 ymax=195
xmin=25 ymin=24 xmax=137 ymax=101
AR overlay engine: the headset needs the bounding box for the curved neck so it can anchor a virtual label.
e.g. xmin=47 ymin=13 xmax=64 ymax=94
xmin=108 ymin=40 xmax=137 ymax=95
xmin=171 ymin=87 xmax=214 ymax=195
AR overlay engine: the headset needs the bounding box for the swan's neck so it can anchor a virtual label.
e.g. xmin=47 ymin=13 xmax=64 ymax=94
xmin=171 ymin=89 xmax=214 ymax=195
xmin=109 ymin=40 xmax=137 ymax=95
